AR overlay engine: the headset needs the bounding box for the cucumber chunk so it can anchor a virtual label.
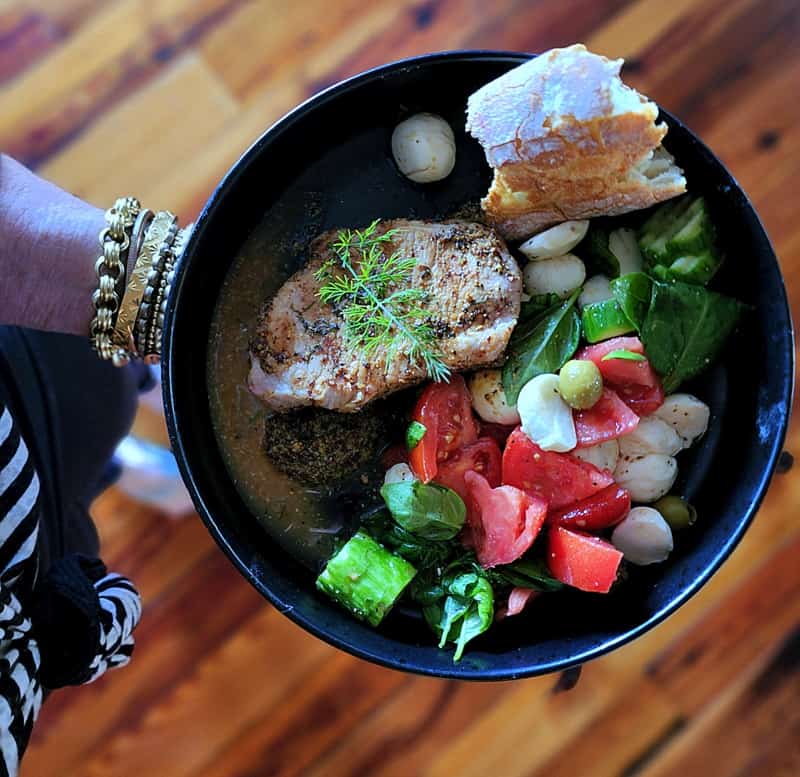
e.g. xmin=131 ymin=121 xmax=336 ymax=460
xmin=638 ymin=196 xmax=721 ymax=284
xmin=581 ymin=299 xmax=636 ymax=343
xmin=316 ymin=531 xmax=417 ymax=626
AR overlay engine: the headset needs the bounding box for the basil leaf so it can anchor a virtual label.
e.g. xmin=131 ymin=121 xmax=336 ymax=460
xmin=380 ymin=481 xmax=466 ymax=541
xmin=610 ymin=272 xmax=652 ymax=333
xmin=487 ymin=557 xmax=564 ymax=592
xmin=502 ymin=290 xmax=581 ymax=405
xmin=361 ymin=509 xmax=454 ymax=568
xmin=641 ymin=279 xmax=746 ymax=393
xmin=601 ymin=349 xmax=646 ymax=362
xmin=577 ymin=224 xmax=620 ymax=278
xmin=421 ymin=568 xmax=494 ymax=662
xmin=519 ymin=293 xmax=562 ymax=324
xmin=405 ymin=421 xmax=427 ymax=451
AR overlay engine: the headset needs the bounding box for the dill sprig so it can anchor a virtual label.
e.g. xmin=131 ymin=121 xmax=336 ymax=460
xmin=314 ymin=219 xmax=450 ymax=382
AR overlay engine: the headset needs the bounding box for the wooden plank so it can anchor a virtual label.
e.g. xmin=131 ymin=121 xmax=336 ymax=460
xmin=586 ymin=0 xmax=702 ymax=59
xmin=77 ymin=610 xmax=334 ymax=777
xmin=0 ymin=7 xmax=62 ymax=83
xmin=637 ymin=627 xmax=800 ymax=777
xmin=0 ymin=0 xmax=243 ymax=165
xmin=39 ymin=53 xmax=238 ymax=208
xmin=646 ymin=534 xmax=800 ymax=715
xmin=424 ymin=666 xmax=622 ymax=777
xmin=195 ymin=655 xmax=407 ymax=777
xmin=529 ymin=676 xmax=680 ymax=777
xmin=303 ymin=677 xmax=512 ymax=777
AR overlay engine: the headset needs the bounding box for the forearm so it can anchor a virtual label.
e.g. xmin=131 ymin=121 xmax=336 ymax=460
xmin=0 ymin=154 xmax=106 ymax=336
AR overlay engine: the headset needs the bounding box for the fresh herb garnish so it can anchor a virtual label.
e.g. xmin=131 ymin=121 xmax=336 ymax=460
xmin=315 ymin=220 xmax=450 ymax=381
xmin=380 ymin=480 xmax=466 ymax=541
xmin=502 ymin=289 xmax=581 ymax=405
xmin=601 ymin=349 xmax=646 ymax=362
xmin=640 ymin=278 xmax=746 ymax=393
xmin=610 ymin=272 xmax=652 ymax=333
xmin=406 ymin=420 xmax=427 ymax=451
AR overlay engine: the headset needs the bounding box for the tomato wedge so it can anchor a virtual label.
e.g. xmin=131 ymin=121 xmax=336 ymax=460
xmin=577 ymin=336 xmax=664 ymax=416
xmin=408 ymin=375 xmax=479 ymax=482
xmin=574 ymin=388 xmax=639 ymax=447
xmin=478 ymin=421 xmax=516 ymax=449
xmin=464 ymin=471 xmax=547 ymax=568
xmin=502 ymin=428 xmax=614 ymax=511
xmin=547 ymin=526 xmax=623 ymax=593
xmin=433 ymin=437 xmax=502 ymax=509
xmin=547 ymin=484 xmax=631 ymax=531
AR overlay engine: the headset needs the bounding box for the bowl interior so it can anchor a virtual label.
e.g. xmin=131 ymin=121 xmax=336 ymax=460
xmin=163 ymin=52 xmax=793 ymax=679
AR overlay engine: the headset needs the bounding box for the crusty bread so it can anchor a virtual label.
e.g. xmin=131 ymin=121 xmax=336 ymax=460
xmin=466 ymin=44 xmax=686 ymax=240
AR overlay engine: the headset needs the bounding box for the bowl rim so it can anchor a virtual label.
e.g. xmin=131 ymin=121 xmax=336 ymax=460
xmin=162 ymin=49 xmax=795 ymax=680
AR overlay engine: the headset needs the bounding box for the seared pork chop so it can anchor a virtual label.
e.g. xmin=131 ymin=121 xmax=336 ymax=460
xmin=248 ymin=219 xmax=521 ymax=412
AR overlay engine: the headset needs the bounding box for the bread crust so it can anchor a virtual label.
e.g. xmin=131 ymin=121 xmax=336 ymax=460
xmin=467 ymin=45 xmax=686 ymax=239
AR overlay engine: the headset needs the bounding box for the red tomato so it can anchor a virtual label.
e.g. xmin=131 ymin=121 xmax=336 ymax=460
xmin=574 ymin=388 xmax=639 ymax=447
xmin=434 ymin=438 xmax=502 ymax=509
xmin=465 ymin=471 xmax=547 ymax=568
xmin=409 ymin=376 xmax=479 ymax=482
xmin=577 ymin=336 xmax=664 ymax=416
xmin=502 ymin=428 xmax=614 ymax=511
xmin=547 ymin=526 xmax=623 ymax=593
xmin=547 ymin=485 xmax=631 ymax=531
xmin=478 ymin=421 xmax=516 ymax=449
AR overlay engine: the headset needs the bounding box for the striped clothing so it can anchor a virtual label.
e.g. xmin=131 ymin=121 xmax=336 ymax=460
xmin=0 ymin=403 xmax=140 ymax=776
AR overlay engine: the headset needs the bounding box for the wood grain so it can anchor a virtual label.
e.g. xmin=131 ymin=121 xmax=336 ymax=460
xmin=2 ymin=0 xmax=797 ymax=775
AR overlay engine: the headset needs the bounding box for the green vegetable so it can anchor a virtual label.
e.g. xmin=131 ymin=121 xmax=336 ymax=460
xmin=362 ymin=509 xmax=454 ymax=568
xmin=487 ymin=557 xmax=564 ymax=592
xmin=638 ymin=196 xmax=721 ymax=285
xmin=315 ymin=220 xmax=449 ymax=381
xmin=578 ymin=223 xmax=620 ymax=277
xmin=380 ymin=481 xmax=466 ymax=541
xmin=581 ymin=298 xmax=635 ymax=343
xmin=610 ymin=272 xmax=652 ymax=333
xmin=405 ymin=421 xmax=427 ymax=451
xmin=601 ymin=349 xmax=646 ymax=362
xmin=519 ymin=293 xmax=562 ymax=323
xmin=316 ymin=531 xmax=417 ymax=626
xmin=640 ymin=278 xmax=746 ymax=393
xmin=654 ymin=495 xmax=697 ymax=530
xmin=414 ymin=562 xmax=494 ymax=662
xmin=502 ymin=290 xmax=581 ymax=404
xmin=558 ymin=359 xmax=603 ymax=409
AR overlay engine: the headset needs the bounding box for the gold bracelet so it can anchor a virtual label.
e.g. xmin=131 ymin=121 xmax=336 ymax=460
xmin=135 ymin=212 xmax=178 ymax=363
xmin=90 ymin=196 xmax=140 ymax=360
xmin=111 ymin=208 xmax=156 ymax=366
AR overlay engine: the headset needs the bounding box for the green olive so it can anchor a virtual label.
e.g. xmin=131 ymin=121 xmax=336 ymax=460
xmin=654 ymin=495 xmax=697 ymax=530
xmin=558 ymin=359 xmax=603 ymax=409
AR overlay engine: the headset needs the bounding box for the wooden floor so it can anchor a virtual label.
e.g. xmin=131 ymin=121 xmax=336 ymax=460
xmin=2 ymin=0 xmax=798 ymax=775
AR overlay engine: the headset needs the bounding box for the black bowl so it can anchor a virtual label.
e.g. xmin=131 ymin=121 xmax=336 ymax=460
xmin=162 ymin=51 xmax=794 ymax=679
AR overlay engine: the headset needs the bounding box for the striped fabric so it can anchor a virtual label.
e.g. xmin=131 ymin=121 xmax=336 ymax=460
xmin=0 ymin=404 xmax=141 ymax=776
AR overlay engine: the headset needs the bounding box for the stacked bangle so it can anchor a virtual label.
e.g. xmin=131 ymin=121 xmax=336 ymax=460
xmin=90 ymin=197 xmax=141 ymax=360
xmin=91 ymin=199 xmax=189 ymax=367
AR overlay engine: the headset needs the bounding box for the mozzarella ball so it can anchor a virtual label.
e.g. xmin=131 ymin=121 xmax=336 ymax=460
xmin=614 ymin=454 xmax=678 ymax=503
xmin=383 ymin=462 xmax=416 ymax=485
xmin=468 ymin=370 xmax=520 ymax=426
xmin=608 ymin=228 xmax=644 ymax=275
xmin=523 ymin=254 xmax=586 ymax=299
xmin=652 ymin=394 xmax=710 ymax=449
xmin=391 ymin=113 xmax=456 ymax=183
xmin=578 ymin=274 xmax=613 ymax=308
xmin=572 ymin=440 xmax=619 ymax=473
xmin=518 ymin=374 xmax=577 ymax=452
xmin=618 ymin=416 xmax=683 ymax=458
xmin=611 ymin=506 xmax=674 ymax=565
xmin=519 ymin=221 xmax=589 ymax=261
